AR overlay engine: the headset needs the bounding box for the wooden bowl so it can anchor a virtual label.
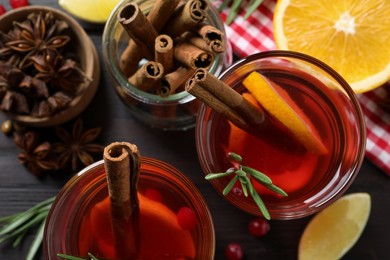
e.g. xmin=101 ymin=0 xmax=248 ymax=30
xmin=0 ymin=5 xmax=100 ymax=127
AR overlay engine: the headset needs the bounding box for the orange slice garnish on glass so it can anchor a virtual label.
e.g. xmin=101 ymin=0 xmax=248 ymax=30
xmin=242 ymin=71 xmax=328 ymax=155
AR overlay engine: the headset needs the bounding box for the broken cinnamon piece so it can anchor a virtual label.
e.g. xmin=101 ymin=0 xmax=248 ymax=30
xmin=103 ymin=142 xmax=141 ymax=258
xmin=128 ymin=61 xmax=164 ymax=92
xmin=155 ymin=34 xmax=174 ymax=74
xmin=174 ymin=40 xmax=213 ymax=69
xmin=163 ymin=0 xmax=206 ymax=38
xmin=159 ymin=66 xmax=195 ymax=97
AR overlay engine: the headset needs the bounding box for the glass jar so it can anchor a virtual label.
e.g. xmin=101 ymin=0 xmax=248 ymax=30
xmin=43 ymin=158 xmax=215 ymax=259
xmin=196 ymin=50 xmax=366 ymax=220
xmin=102 ymin=0 xmax=232 ymax=131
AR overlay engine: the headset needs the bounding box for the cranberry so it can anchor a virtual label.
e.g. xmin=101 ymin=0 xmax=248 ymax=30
xmin=143 ymin=188 xmax=162 ymax=202
xmin=248 ymin=218 xmax=270 ymax=237
xmin=9 ymin=0 xmax=29 ymax=9
xmin=225 ymin=243 xmax=244 ymax=260
xmin=176 ymin=206 xmax=198 ymax=230
xmin=0 ymin=5 xmax=6 ymax=15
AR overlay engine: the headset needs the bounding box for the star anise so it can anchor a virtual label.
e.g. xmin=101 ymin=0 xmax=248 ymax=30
xmin=5 ymin=12 xmax=70 ymax=69
xmin=0 ymin=61 xmax=48 ymax=115
xmin=13 ymin=131 xmax=58 ymax=177
xmin=29 ymin=49 xmax=89 ymax=94
xmin=52 ymin=118 xmax=104 ymax=172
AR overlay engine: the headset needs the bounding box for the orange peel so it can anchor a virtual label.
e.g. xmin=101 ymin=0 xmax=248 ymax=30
xmin=242 ymin=71 xmax=328 ymax=155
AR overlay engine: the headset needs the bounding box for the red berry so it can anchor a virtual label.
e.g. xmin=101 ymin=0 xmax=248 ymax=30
xmin=248 ymin=218 xmax=270 ymax=237
xmin=143 ymin=188 xmax=162 ymax=202
xmin=225 ymin=243 xmax=244 ymax=260
xmin=9 ymin=0 xmax=29 ymax=9
xmin=0 ymin=4 xmax=6 ymax=15
xmin=176 ymin=206 xmax=198 ymax=230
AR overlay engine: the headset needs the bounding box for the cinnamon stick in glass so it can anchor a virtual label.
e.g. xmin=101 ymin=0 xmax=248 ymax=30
xmin=118 ymin=3 xmax=157 ymax=56
xmin=183 ymin=31 xmax=225 ymax=54
xmin=174 ymin=40 xmax=214 ymax=69
xmin=185 ymin=68 xmax=266 ymax=135
xmin=155 ymin=34 xmax=174 ymax=74
xmin=159 ymin=66 xmax=195 ymax=97
xmin=103 ymin=142 xmax=141 ymax=258
xmin=195 ymin=24 xmax=226 ymax=53
xmin=163 ymin=0 xmax=206 ymax=38
xmin=128 ymin=61 xmax=164 ymax=92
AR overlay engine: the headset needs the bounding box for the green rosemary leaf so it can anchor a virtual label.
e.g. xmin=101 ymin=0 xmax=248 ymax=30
xmin=243 ymin=175 xmax=254 ymax=195
xmin=6 ymin=211 xmax=47 ymax=238
xmin=226 ymin=0 xmax=243 ymax=25
xmin=228 ymin=152 xmax=242 ymax=163
xmin=242 ymin=166 xmax=272 ymax=184
xmin=217 ymin=0 xmax=233 ymax=12
xmin=244 ymin=0 xmax=264 ymax=19
xmin=265 ymin=183 xmax=288 ymax=197
xmin=0 ymin=210 xmax=35 ymax=235
xmin=239 ymin=177 xmax=248 ymax=197
xmin=205 ymin=171 xmax=234 ymax=180
xmin=26 ymin=218 xmax=45 ymax=260
xmin=223 ymin=175 xmax=239 ymax=195
xmin=250 ymin=188 xmax=270 ymax=220
xmin=235 ymin=169 xmax=246 ymax=177
xmin=12 ymin=229 xmax=27 ymax=247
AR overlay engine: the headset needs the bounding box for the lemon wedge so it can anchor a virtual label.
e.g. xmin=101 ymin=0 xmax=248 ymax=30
xmin=299 ymin=193 xmax=371 ymax=260
xmin=58 ymin=0 xmax=121 ymax=23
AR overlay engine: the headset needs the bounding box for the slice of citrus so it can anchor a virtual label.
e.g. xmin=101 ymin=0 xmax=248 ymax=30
xmin=58 ymin=0 xmax=121 ymax=23
xmin=299 ymin=193 xmax=371 ymax=260
xmin=273 ymin=0 xmax=390 ymax=93
xmin=242 ymin=71 xmax=328 ymax=155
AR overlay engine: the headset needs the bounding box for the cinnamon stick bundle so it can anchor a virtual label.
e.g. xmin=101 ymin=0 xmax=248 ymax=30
xmin=128 ymin=61 xmax=164 ymax=91
xmin=104 ymin=142 xmax=141 ymax=258
xmin=185 ymin=69 xmax=266 ymax=135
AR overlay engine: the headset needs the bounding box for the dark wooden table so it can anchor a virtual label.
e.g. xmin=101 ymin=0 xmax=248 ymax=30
xmin=1 ymin=1 xmax=390 ymax=259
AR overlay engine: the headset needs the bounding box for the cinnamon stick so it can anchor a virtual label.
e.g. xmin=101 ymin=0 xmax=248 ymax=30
xmin=174 ymin=40 xmax=214 ymax=69
xmin=128 ymin=61 xmax=164 ymax=92
xmin=185 ymin=69 xmax=265 ymax=135
xmin=195 ymin=24 xmax=226 ymax=53
xmin=163 ymin=0 xmax=206 ymax=38
xmin=183 ymin=31 xmax=225 ymax=54
xmin=104 ymin=142 xmax=141 ymax=258
xmin=155 ymin=34 xmax=174 ymax=74
xmin=159 ymin=66 xmax=195 ymax=97
xmin=147 ymin=0 xmax=181 ymax=32
xmin=118 ymin=3 xmax=158 ymax=56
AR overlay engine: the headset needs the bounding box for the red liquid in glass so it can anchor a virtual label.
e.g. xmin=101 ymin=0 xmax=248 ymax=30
xmin=210 ymin=67 xmax=355 ymax=205
xmin=76 ymin=185 xmax=197 ymax=259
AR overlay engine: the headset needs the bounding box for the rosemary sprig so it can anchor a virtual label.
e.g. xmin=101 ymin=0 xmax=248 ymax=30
xmin=57 ymin=252 xmax=100 ymax=260
xmin=205 ymin=152 xmax=287 ymax=220
xmin=212 ymin=0 xmax=264 ymax=25
xmin=0 ymin=196 xmax=55 ymax=260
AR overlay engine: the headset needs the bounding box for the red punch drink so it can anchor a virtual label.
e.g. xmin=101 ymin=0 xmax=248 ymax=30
xmin=44 ymin=158 xmax=215 ymax=259
xmin=196 ymin=51 xmax=366 ymax=220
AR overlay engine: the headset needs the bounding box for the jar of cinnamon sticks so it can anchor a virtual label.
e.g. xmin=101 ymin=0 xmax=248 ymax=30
xmin=102 ymin=0 xmax=232 ymax=130
xmin=43 ymin=143 xmax=215 ymax=259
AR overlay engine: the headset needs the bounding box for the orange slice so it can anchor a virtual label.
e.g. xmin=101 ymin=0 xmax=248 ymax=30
xmin=86 ymin=193 xmax=195 ymax=258
xmin=273 ymin=0 xmax=390 ymax=93
xmin=299 ymin=193 xmax=371 ymax=260
xmin=242 ymin=71 xmax=328 ymax=155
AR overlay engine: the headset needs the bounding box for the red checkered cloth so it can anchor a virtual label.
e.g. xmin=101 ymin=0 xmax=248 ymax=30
xmin=212 ymin=0 xmax=390 ymax=177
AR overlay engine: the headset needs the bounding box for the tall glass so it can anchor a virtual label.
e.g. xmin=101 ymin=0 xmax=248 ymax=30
xmin=196 ymin=51 xmax=366 ymax=220
xmin=43 ymin=158 xmax=215 ymax=259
